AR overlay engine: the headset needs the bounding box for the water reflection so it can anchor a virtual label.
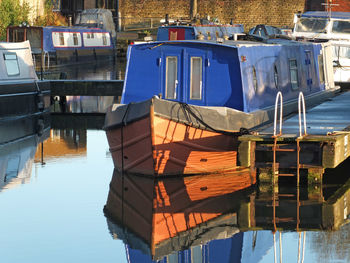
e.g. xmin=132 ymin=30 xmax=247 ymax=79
xmin=104 ymin=160 xmax=350 ymax=262
xmin=104 ymin=168 xmax=256 ymax=261
xmin=39 ymin=58 xmax=126 ymax=80
xmin=64 ymin=96 xmax=116 ymax=113
xmin=0 ymin=129 xmax=49 ymax=192
xmin=35 ymin=129 xmax=87 ymax=161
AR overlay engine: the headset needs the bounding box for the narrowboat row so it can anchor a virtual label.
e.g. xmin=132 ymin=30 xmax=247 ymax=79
xmin=104 ymin=36 xmax=338 ymax=176
xmin=0 ymin=41 xmax=50 ymax=144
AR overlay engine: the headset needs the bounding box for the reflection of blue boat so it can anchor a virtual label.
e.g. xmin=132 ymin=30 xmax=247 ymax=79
xmin=120 ymin=230 xmax=276 ymax=263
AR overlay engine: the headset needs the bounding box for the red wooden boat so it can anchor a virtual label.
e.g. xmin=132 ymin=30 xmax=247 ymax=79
xmin=104 ymin=97 xmax=259 ymax=176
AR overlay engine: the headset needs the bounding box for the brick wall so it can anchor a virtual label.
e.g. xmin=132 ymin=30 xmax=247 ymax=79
xmin=331 ymin=0 xmax=350 ymax=12
xmin=305 ymin=0 xmax=350 ymax=12
xmin=84 ymin=0 xmax=96 ymax=9
xmin=198 ymin=0 xmax=305 ymax=30
xmin=119 ymin=0 xmax=306 ymax=31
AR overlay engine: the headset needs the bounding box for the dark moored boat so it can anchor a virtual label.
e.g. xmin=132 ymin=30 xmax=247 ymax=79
xmin=0 ymin=41 xmax=50 ymax=144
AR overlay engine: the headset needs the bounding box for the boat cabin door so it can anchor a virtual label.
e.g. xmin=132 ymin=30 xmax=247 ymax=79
xmin=162 ymin=49 xmax=207 ymax=106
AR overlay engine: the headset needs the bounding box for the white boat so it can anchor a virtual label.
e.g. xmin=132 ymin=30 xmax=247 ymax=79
xmin=0 ymin=41 xmax=50 ymax=144
xmin=292 ymin=11 xmax=350 ymax=85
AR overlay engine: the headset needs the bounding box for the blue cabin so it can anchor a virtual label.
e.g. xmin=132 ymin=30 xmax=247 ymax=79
xmin=7 ymin=26 xmax=114 ymax=67
xmin=7 ymin=26 xmax=114 ymax=53
xmin=122 ymin=39 xmax=334 ymax=113
xmin=157 ymin=24 xmax=244 ymax=41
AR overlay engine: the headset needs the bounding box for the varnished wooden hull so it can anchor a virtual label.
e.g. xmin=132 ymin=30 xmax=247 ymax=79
xmin=105 ymin=99 xmax=240 ymax=176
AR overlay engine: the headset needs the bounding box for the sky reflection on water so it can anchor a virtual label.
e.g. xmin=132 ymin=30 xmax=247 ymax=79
xmin=1 ymin=126 xmax=350 ymax=262
xmin=0 ymin=130 xmax=126 ymax=263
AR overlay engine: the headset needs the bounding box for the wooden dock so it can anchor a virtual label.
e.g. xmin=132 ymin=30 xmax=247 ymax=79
xmin=238 ymin=91 xmax=350 ymax=183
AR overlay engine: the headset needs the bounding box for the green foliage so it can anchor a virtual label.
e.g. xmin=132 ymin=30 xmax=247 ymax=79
xmin=33 ymin=0 xmax=67 ymax=27
xmin=0 ymin=0 xmax=30 ymax=40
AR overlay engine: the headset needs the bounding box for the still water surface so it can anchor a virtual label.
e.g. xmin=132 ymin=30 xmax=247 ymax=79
xmin=1 ymin=127 xmax=350 ymax=263
xmin=1 ymin=61 xmax=350 ymax=262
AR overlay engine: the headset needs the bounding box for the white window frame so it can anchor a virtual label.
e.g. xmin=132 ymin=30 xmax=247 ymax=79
xmin=190 ymin=57 xmax=203 ymax=100
xmin=165 ymin=56 xmax=178 ymax=100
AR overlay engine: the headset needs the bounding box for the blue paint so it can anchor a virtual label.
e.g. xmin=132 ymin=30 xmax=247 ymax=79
xmin=122 ymin=39 xmax=327 ymax=114
xmin=42 ymin=26 xmax=114 ymax=52
xmin=126 ymin=232 xmax=244 ymax=263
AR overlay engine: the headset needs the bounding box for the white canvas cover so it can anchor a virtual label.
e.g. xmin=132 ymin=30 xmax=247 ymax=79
xmin=0 ymin=41 xmax=37 ymax=82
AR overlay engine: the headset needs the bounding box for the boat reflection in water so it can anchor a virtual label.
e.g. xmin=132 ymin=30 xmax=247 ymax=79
xmin=104 ymin=168 xmax=256 ymax=261
xmin=34 ymin=129 xmax=87 ymax=161
xmin=0 ymin=128 xmax=49 ymax=192
xmin=65 ymin=96 xmax=115 ymax=114
xmin=104 ymin=160 xmax=350 ymax=262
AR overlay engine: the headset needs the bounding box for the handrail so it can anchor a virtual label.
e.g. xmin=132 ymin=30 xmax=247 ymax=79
xmin=298 ymin=92 xmax=307 ymax=138
xmin=274 ymin=91 xmax=283 ymax=137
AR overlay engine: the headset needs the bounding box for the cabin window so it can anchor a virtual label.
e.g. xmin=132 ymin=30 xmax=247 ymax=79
xmin=87 ymin=33 xmax=94 ymax=39
xmin=165 ymin=56 xmax=178 ymax=99
xmin=102 ymin=34 xmax=107 ymax=45
xmin=289 ymin=59 xmax=299 ymax=90
xmin=59 ymin=32 xmax=64 ymax=46
xmin=4 ymin=53 xmax=20 ymax=76
xmin=332 ymin=21 xmax=350 ymax=34
xmin=318 ymin=54 xmax=325 ymax=84
xmin=295 ymin=18 xmax=327 ymax=33
xmin=190 ymin=57 xmax=202 ymax=100
xmin=252 ymin=67 xmax=258 ymax=92
xmin=332 ymin=45 xmax=350 ymax=59
xmin=274 ymin=65 xmax=278 ymax=89
xmin=73 ymin=33 xmax=79 ymax=46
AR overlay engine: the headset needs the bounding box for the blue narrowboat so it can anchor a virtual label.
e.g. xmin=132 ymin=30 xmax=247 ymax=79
xmin=104 ymin=38 xmax=338 ymax=176
xmin=7 ymin=25 xmax=114 ymax=67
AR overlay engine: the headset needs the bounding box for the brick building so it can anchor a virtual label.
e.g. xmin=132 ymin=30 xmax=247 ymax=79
xmin=19 ymin=0 xmax=350 ymax=31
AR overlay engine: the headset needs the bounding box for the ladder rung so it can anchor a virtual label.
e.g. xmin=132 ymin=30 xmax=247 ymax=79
xmin=275 ymin=217 xmax=295 ymax=223
xmin=278 ymin=173 xmax=296 ymax=177
xmin=277 ymin=194 xmax=295 ymax=197
xmin=274 ymin=148 xmax=296 ymax=152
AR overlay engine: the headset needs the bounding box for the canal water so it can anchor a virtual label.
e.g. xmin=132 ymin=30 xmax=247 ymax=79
xmin=1 ymin=60 xmax=350 ymax=262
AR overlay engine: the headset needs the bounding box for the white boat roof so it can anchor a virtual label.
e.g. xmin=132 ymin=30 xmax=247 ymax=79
xmin=0 ymin=41 xmax=37 ymax=82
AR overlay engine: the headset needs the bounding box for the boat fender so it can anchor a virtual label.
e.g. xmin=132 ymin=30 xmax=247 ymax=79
xmin=36 ymin=92 xmax=45 ymax=111
xmin=35 ymin=81 xmax=45 ymax=111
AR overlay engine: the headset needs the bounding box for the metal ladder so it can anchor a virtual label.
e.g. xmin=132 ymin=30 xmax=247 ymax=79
xmin=271 ymin=92 xmax=307 ymax=232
